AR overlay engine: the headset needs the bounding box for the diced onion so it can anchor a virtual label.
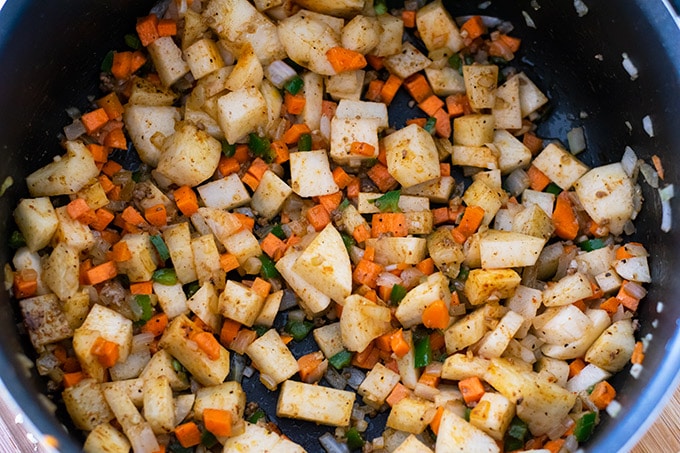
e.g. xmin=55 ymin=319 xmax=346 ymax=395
xmin=243 ymin=366 xmax=254 ymax=378
xmin=132 ymin=332 xmax=155 ymax=352
xmin=660 ymin=184 xmax=674 ymax=232
xmin=623 ymin=281 xmax=647 ymax=300
xmin=657 ymin=301 xmax=665 ymax=313
xmin=264 ymin=60 xmax=298 ymax=89
xmin=230 ymin=330 xmax=257 ymax=355
xmin=566 ymin=364 xmax=611 ymax=392
xmin=229 ymin=353 xmax=247 ymax=383
xmin=659 ymin=183 xmax=675 ymax=202
xmin=622 ymin=53 xmax=639 ymax=81
xmin=346 ymin=367 xmax=365 ymax=390
xmin=63 ymin=120 xmax=86 ymax=141
xmin=621 ymin=146 xmax=638 ymax=178
xmin=522 ymin=10 xmax=537 ymax=28
xmin=287 ymin=309 xmax=306 ymax=322
xmin=505 ymin=168 xmax=530 ymax=197
xmin=567 ymin=126 xmax=586 ymax=154
xmin=606 ymin=399 xmax=622 ymax=417
xmin=630 ymin=363 xmax=644 ymax=379
xmin=478 ymin=1 xmax=492 ymax=9
xmin=319 ymin=432 xmax=349 ymax=453
xmin=639 ymin=162 xmax=659 ymax=188
xmin=414 ymin=382 xmax=440 ymax=401
xmin=642 ymin=115 xmax=654 ymax=137
xmin=564 ymin=434 xmax=579 ymax=452
xmin=325 ymin=367 xmax=348 ymax=390
xmin=573 ymin=0 xmax=589 ymax=17
xmin=376 ymin=271 xmax=402 ymax=288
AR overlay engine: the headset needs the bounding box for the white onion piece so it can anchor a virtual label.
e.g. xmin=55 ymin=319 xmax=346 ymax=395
xmin=623 ymin=281 xmax=647 ymax=300
xmin=522 ymin=10 xmax=537 ymax=28
xmin=264 ymin=60 xmax=298 ymax=89
xmin=346 ymin=367 xmax=365 ymax=390
xmin=661 ymin=197 xmax=672 ymax=232
xmin=132 ymin=332 xmax=156 ymax=352
xmin=639 ymin=162 xmax=659 ymax=188
xmin=505 ymin=168 xmax=530 ymax=197
xmin=566 ymin=364 xmax=612 ymax=392
xmin=606 ymin=399 xmax=622 ymax=417
xmin=573 ymin=0 xmax=589 ymax=17
xmin=567 ymin=126 xmax=586 ymax=154
xmin=642 ymin=114 xmax=654 ymax=137
xmin=63 ymin=120 xmax=86 ymax=141
xmin=319 ymin=432 xmax=349 ymax=453
xmin=414 ymin=382 xmax=440 ymax=401
xmin=622 ymin=53 xmax=639 ymax=80
xmin=659 ymin=183 xmax=675 ymax=202
xmin=564 ymin=434 xmax=579 ymax=452
xmin=375 ymin=271 xmax=402 ymax=288
xmin=287 ymin=309 xmax=306 ymax=322
xmin=621 ymin=146 xmax=638 ymax=177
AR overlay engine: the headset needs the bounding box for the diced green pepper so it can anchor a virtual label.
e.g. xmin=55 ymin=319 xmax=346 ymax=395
xmin=134 ymin=295 xmax=153 ymax=323
xmin=346 ymin=427 xmax=365 ymax=450
xmin=544 ymin=182 xmax=562 ymax=195
xmin=253 ymin=325 xmax=269 ymax=337
xmin=8 ymin=230 xmax=26 ymax=249
xmin=298 ymin=133 xmax=312 ymax=152
xmin=338 ymin=198 xmax=351 ymax=212
xmin=150 ymin=234 xmax=171 ymax=261
xmin=574 ymin=411 xmax=597 ymax=442
xmin=124 ymin=33 xmax=141 ymax=50
xmin=448 ymin=53 xmax=463 ymax=72
xmin=374 ymin=0 xmax=387 ymax=15
xmin=341 ymin=233 xmax=356 ymax=253
xmin=184 ymin=282 xmax=200 ymax=299
xmin=414 ymin=336 xmax=431 ymax=368
xmin=284 ymin=75 xmax=304 ymax=95
xmin=464 ymin=54 xmax=475 ymax=65
xmin=270 ymin=224 xmax=286 ymax=240
xmin=247 ymin=408 xmax=266 ymax=424
xmin=249 ymin=133 xmax=274 ymax=162
xmin=152 ymin=268 xmax=178 ymax=285
xmin=504 ymin=436 xmax=524 ymax=452
xmin=424 ymin=117 xmax=437 ymax=133
xmin=329 ymin=349 xmax=352 ymax=370
xmin=506 ymin=416 xmax=528 ymax=441
xmin=284 ymin=319 xmax=314 ymax=341
xmin=371 ymin=189 xmax=401 ymax=213
xmin=464 ymin=407 xmax=471 ymax=422
xmin=222 ymin=141 xmax=236 ymax=157
xmin=578 ymin=238 xmax=606 ymax=252
xmin=390 ymin=284 xmax=408 ymax=305
xmin=101 ymin=50 xmax=114 ymax=73
xmin=259 ymin=254 xmax=280 ymax=279
xmin=200 ymin=429 xmax=218 ymax=448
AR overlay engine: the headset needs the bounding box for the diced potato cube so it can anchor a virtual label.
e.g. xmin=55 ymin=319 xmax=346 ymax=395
xmin=42 ymin=242 xmax=79 ymax=301
xmin=405 ymin=210 xmax=434 ymax=235
xmin=222 ymin=422 xmax=285 ymax=451
xmin=83 ymin=423 xmax=130 ymax=453
xmin=595 ymin=269 xmax=623 ymax=294
xmin=464 ymin=269 xmax=521 ymax=306
xmin=77 ymin=180 xmax=110 ymax=210
xmin=163 ymin=222 xmax=198 ymax=284
xmin=415 ymin=0 xmax=464 ymax=52
xmin=224 ymin=43 xmax=264 ymax=91
xmin=541 ymin=309 xmax=610 ymax=360
xmin=62 ymin=290 xmax=91 ymax=330
xmin=192 ymin=234 xmax=226 ymax=290
xmin=313 ymin=322 xmax=344 ymax=359
xmin=222 ymin=228 xmax=262 ymax=268
xmin=123 ymin=105 xmax=180 ymax=166
xmin=542 ymin=272 xmax=594 ymax=306
xmin=441 ymin=353 xmax=490 ymax=381
xmin=277 ymin=380 xmax=355 ymax=427
xmin=301 ymin=71 xmax=323 ymax=130
xmin=109 ymin=348 xmax=150 ymax=381
xmin=585 ymin=319 xmax=635 ymax=373
xmin=396 ymin=272 xmax=452 ymax=328
xmin=53 ymin=206 xmax=95 ymax=252
xmin=386 ymin=396 xmax=436 ymax=434
xmin=277 ymin=11 xmax=339 ymax=76
xmin=453 ymin=114 xmax=495 ymax=146
xmin=254 ymin=290 xmax=283 ymax=327
xmin=536 ymin=356 xmax=570 ymax=388
xmin=194 ymin=207 xmax=242 ymax=249
xmin=276 ymin=251 xmax=331 ymax=316
xmin=493 ymin=75 xmax=522 ymax=130
xmin=371 ymin=14 xmax=404 ymax=57
xmin=463 ymin=65 xmax=498 ymax=110
xmin=573 ymin=162 xmax=634 ymax=236
xmin=103 ymin=385 xmax=160 ymax=453
xmin=20 ymin=293 xmax=73 ymax=352
xmin=341 ymin=294 xmax=392 ymax=352
xmin=79 ymin=304 xmax=133 ymax=363
xmin=330 ymin=117 xmax=381 ymax=166
xmin=425 ymin=66 xmax=465 ymax=96
xmin=462 ymin=180 xmax=505 ymax=226
xmin=246 ymin=329 xmax=299 ymax=390
xmin=493 ymin=129 xmax=531 ymax=174
xmin=469 ymin=392 xmax=515 ymax=441
xmin=156 ymin=122 xmax=221 ymax=187
xmin=533 ymin=304 xmax=592 ymax=345
xmin=365 ymin=237 xmax=428 ymax=265
xmin=140 ymin=349 xmax=190 ymax=391
xmin=384 ymin=124 xmax=440 ymax=188
xmin=401 ymin=175 xmax=455 ymax=203
xmin=342 ymin=15 xmax=381 ymax=54
xmin=217 ymin=86 xmax=268 ymax=143
xmin=358 ymin=193 xmax=430 ymax=214
xmin=184 ymin=38 xmax=225 ymax=79
xmin=516 ymin=72 xmax=549 ymax=117
xmin=128 ymin=76 xmax=177 ymax=106
xmin=575 ymin=246 xmax=616 ymax=278
xmin=154 ymin=282 xmax=189 ymax=319
xmin=26 ymin=141 xmax=99 ymax=197
xmin=289 ymin=150 xmax=339 ymax=197
xmin=384 ymin=42 xmax=433 ymax=79
xmin=293 ymin=223 xmax=352 ymax=304
xmin=251 ymin=170 xmax=293 ymax=220
xmin=505 ymin=285 xmax=542 ymax=338
xmin=335 ymin=99 xmax=389 ymax=129
xmin=197 ymin=173 xmax=251 ymax=210
xmin=187 ymin=282 xmax=221 ymax=332
xmin=511 ymin=204 xmax=554 ymax=240
xmin=427 ymin=228 xmax=465 ymax=278
xmin=116 ymin=233 xmax=159 ymax=283
xmin=532 ymin=143 xmax=589 ymax=190
xmin=326 ymin=69 xmax=365 ymax=101
xmin=436 ymin=409 xmax=500 ymax=452
xmin=476 ymin=310 xmax=525 ymax=359
xmin=521 ymin=188 xmax=555 ymax=218
xmin=358 ymin=363 xmax=401 ymax=409
xmin=444 ymin=304 xmax=503 ymax=353
xmin=63 ymin=378 xmax=114 ymax=431
xmin=451 ymin=145 xmax=499 ymax=169
xmin=219 ymin=280 xmax=266 ymax=326
xmin=147 ymin=36 xmax=190 ymax=87
xmin=194 ymin=381 xmax=246 ymax=421
xmin=143 ymin=376 xmax=175 ymax=434
xmin=158 ymin=315 xmax=230 ymax=386
xmin=478 ymin=230 xmax=546 ymax=268
xmin=13 ymin=197 xmax=58 ymax=252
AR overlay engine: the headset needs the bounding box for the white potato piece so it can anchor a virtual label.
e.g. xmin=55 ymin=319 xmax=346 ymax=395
xmin=396 ymin=330 xmax=420 ymax=389
xmin=512 ymin=203 xmax=554 ymax=240
xmin=462 ymin=180 xmax=506 ymax=227
xmin=163 ymin=222 xmax=198 ymax=284
xmin=63 ymin=379 xmax=114 ymax=431
xmin=217 ymin=86 xmax=268 ymax=143
xmin=342 ymin=15 xmax=380 ymax=54
xmin=293 ymin=223 xmax=352 ymax=303
xmin=614 ymin=255 xmax=651 ymax=283
xmin=441 ymin=353 xmax=491 ymax=381
xmin=463 ymin=65 xmax=498 ymax=110
xmin=194 ymin=381 xmax=246 ymax=421
xmin=20 ymin=296 xmax=72 ymax=354
xmin=541 ymin=309 xmax=610 ymax=360
xmin=224 ymin=43 xmax=264 ymax=90
xmin=384 ymin=42 xmax=433 ymax=79
xmin=83 ymin=422 xmax=130 ymax=453
xmin=464 ymin=269 xmax=521 ymax=306
xmin=143 ymin=376 xmax=175 ymax=434
xmin=335 ymin=99 xmax=389 ymax=129
xmin=153 ymin=282 xmax=189 ymax=319
xmin=247 ymin=329 xmax=299 ymax=390
xmin=147 ymin=36 xmax=190 ymax=87
xmin=401 ymin=175 xmax=455 ymax=203
xmin=194 ymin=207 xmax=242 ymax=247
xmin=372 ymin=14 xmax=404 ymax=57
xmin=425 ymin=65 xmax=466 ymax=96
xmin=197 ymin=173 xmax=251 ymax=210
xmin=415 ymin=0 xmax=464 ymax=52
xmin=277 ymin=10 xmax=339 ymax=75
xmin=384 ymin=124 xmax=440 ymax=188
xmin=451 ymin=145 xmax=499 ymax=169
xmin=116 ymin=233 xmax=159 ymax=283
xmin=156 ymin=122 xmax=221 ymax=187
xmin=394 ymin=435 xmax=434 ymax=453
xmin=444 ymin=304 xmax=503 ymax=353
xmin=183 ymin=38 xmax=225 ymax=79
xmin=542 ymin=271 xmax=594 ymax=307
xmin=476 ymin=310 xmax=525 ymax=359
xmin=222 ymin=228 xmax=262 ymax=268
xmin=340 ymin=294 xmax=392 ymax=352
xmin=435 ymin=409 xmax=500 ymax=453
xmin=330 ymin=117 xmax=382 ymax=166
xmin=573 ymin=162 xmax=634 ymax=236
xmin=366 ymin=236 xmax=428 ymax=265
xmin=453 ymin=114 xmax=495 ymax=146
xmin=326 ymin=69 xmax=365 ymax=101
xmin=251 ymin=170 xmax=293 ymax=220
xmin=128 ymin=76 xmax=177 ymax=106
xmin=277 ymin=380 xmax=355 ymax=427
xmin=140 ymin=350 xmax=190 ymax=391
xmin=103 ymin=385 xmax=160 ymax=453
xmin=396 ymin=272 xmax=452 ymax=328
xmin=532 ymin=143 xmax=589 ymax=190
xmin=289 ymin=150 xmax=339 ymax=197
xmin=585 ymin=319 xmax=636 ymax=373
xmin=479 ymin=230 xmax=546 ymax=268
xmin=358 ymin=363 xmax=401 ymax=409
xmin=219 ymin=280 xmax=266 ymax=327
xmin=505 ymin=285 xmax=542 ymax=338
xmin=533 ymin=304 xmax=592 ymax=345
xmin=254 ymin=290 xmax=283 ymax=327
xmin=123 ymin=105 xmax=180 ymax=166
xmin=493 ymin=75 xmax=522 ymax=130
xmin=13 ymin=197 xmax=58 ymax=252
xmin=313 ymin=322 xmax=344 ymax=359
xmin=387 ymin=396 xmax=436 ymax=434
xmin=469 ymin=392 xmax=516 ymax=441
xmin=276 ymin=251 xmax=331 ymax=315
xmin=358 ymin=193 xmax=429 ymax=214
xmin=42 ymin=242 xmax=79 ymax=301
xmin=187 ymin=282 xmax=221 ymax=332
xmin=494 ymin=129 xmax=532 ymax=174
xmin=516 ymin=72 xmax=549 ymax=117
xmin=26 ymin=141 xmax=99 ymax=197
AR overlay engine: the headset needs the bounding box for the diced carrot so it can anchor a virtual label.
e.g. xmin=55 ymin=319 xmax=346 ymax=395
xmin=13 ymin=271 xmax=37 ymax=299
xmin=101 ymin=160 xmax=123 ymax=178
xmin=87 ymin=143 xmax=108 ymax=163
xmin=130 ymin=50 xmax=147 ymax=73
xmin=352 ymin=223 xmax=371 ymax=244
xmin=321 ymin=100 xmax=338 ymax=119
xmin=439 ymin=163 xmax=451 ymax=177
xmin=599 ymin=296 xmax=620 ymax=316
xmin=130 ymin=281 xmax=153 ymax=295
xmin=284 ymin=92 xmax=306 ymax=115
xmin=461 ymin=15 xmax=486 ymax=40
xmin=372 ymin=212 xmax=408 ymax=238
xmin=365 ymin=79 xmax=384 ymax=102
xmin=234 ymin=213 xmax=255 ymax=232
xmin=218 ymin=156 xmax=241 ymax=177
xmin=241 ymin=173 xmax=260 ymax=191
xmin=142 ymin=313 xmax=169 ymax=337
xmin=297 ymin=351 xmax=325 ymax=383
xmin=232 ymin=143 xmax=250 ymax=163
xmin=652 ymin=154 xmax=665 ymax=180
xmin=568 ymin=358 xmax=586 ymax=378
xmin=91 ymin=208 xmax=114 ymax=232
xmin=251 ymin=277 xmax=271 ymax=299
xmin=459 ymin=376 xmax=485 ymax=405
xmin=174 ymin=185 xmax=199 ymax=216
xmin=430 ymin=406 xmax=445 ymax=435
xmin=401 ymin=9 xmax=417 ymax=27
xmin=375 ymin=331 xmax=395 ymax=352
xmin=524 ymin=436 xmax=548 ymax=450
xmin=326 ymin=47 xmax=367 ymax=73
xmin=386 ymin=382 xmax=411 ymax=407
xmin=432 ymin=207 xmax=450 ymax=225
xmin=346 ymin=177 xmax=361 ymax=199
xmin=367 ymin=163 xmax=398 ymax=192
xmin=272 ymin=140 xmax=289 ymax=164
xmin=66 ymin=198 xmax=91 ymax=221
xmin=86 ymin=261 xmax=118 ymax=285
xmin=245 ymin=158 xmax=268 ymax=181
xmin=111 ymin=241 xmax=132 ymax=262
xmin=415 ymin=257 xmax=435 ymax=276
xmin=203 ymin=408 xmax=232 ymax=438
xmin=422 ymin=299 xmax=450 ymax=330
xmin=353 ymin=258 xmax=384 ymax=288
xmin=589 ymin=381 xmax=616 ymax=410
xmin=121 ymin=206 xmax=147 ymax=227
xmin=220 ymin=319 xmax=242 ymax=347
xmin=553 ymin=192 xmax=579 ymax=240
xmin=377 ymin=142 xmax=387 ymax=166
xmin=174 ymin=422 xmax=202 ymax=448
xmin=190 ymin=331 xmax=221 ymax=360
xmin=452 ymin=205 xmax=485 ymax=243
xmin=406 ymin=118 xmax=427 ymax=128
xmin=487 ymin=38 xmax=514 ymax=60
xmin=631 ymin=341 xmax=645 ymax=365
xmin=404 ymin=73 xmax=433 ymax=104
xmin=523 ymin=131 xmax=544 ymax=155
xmin=81 ymin=108 xmax=109 ymax=134
xmin=332 ymin=167 xmax=354 ymax=190
xmin=306 ymin=204 xmax=331 ymax=231
xmin=363 ymin=245 xmax=376 ymax=262
xmin=91 ymin=337 xmax=119 ymax=368
xmin=418 ymin=94 xmax=445 ymax=117
xmin=433 ymin=108 xmax=451 ymax=138
xmin=352 ymin=343 xmax=380 ymax=369
xmin=445 ymin=93 xmax=472 ymax=118
xmin=104 ymin=128 xmax=127 ymax=150
xmin=380 ymin=74 xmax=403 ymax=105
xmin=498 ymin=34 xmax=521 ymax=53
xmin=111 ymin=51 xmax=133 ymax=80
xmin=261 ymin=233 xmax=286 ymax=259
xmin=365 ymin=54 xmax=385 ymax=71
xmin=419 ymin=372 xmax=440 ymax=388
xmin=615 ymin=245 xmax=634 ymax=260
xmin=62 ymin=371 xmax=85 ymax=388
xmin=450 ymin=290 xmax=461 ymax=306
xmin=98 ymin=174 xmax=115 ymax=193
xmin=527 ymin=165 xmax=551 ymax=191
xmin=220 ymin=253 xmax=240 ymax=273
xmin=350 ymin=141 xmax=376 ymax=157
xmin=157 ymin=18 xmax=177 ymax=37
xmin=390 ymin=329 xmax=410 ymax=358
xmin=96 ymin=92 xmax=125 ymax=121
xmin=318 ymin=191 xmax=343 ymax=214
xmin=429 ymin=331 xmax=446 ymax=351
xmin=572 ymin=299 xmax=587 ymax=312
xmin=136 ymin=14 xmax=160 ymax=47
xmin=282 ymin=123 xmax=312 ymax=145
xmin=144 ymin=204 xmax=167 ymax=227
xmin=544 ymin=439 xmax=565 ymax=453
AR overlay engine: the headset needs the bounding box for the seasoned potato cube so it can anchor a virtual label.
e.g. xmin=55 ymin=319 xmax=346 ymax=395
xmin=26 ymin=141 xmax=99 ymax=197
xmin=463 ymin=65 xmax=498 ymax=110
xmin=365 ymin=237 xmax=428 ymax=265
xmin=254 ymin=290 xmax=282 ymax=328
xmin=103 ymin=385 xmax=160 ymax=453
xmin=573 ymin=162 xmax=634 ymax=236
xmin=469 ymin=392 xmax=515 ymax=441
xmin=512 ymin=203 xmax=554 ymax=240
xmin=293 ymin=223 xmax=352 ymax=304
xmin=396 ymin=272 xmax=452 ymax=328
xmin=384 ymin=124 xmax=440 ymax=188
xmin=277 ymin=11 xmax=339 ymax=75
xmin=372 ymin=14 xmax=404 ymax=57
xmin=246 ymin=329 xmax=299 ymax=390
xmin=219 ymin=280 xmax=266 ymax=326
xmin=342 ymin=15 xmax=380 ymax=54
xmin=116 ymin=233 xmax=159 ymax=283
xmin=83 ymin=422 xmax=130 ymax=453
xmin=425 ymin=65 xmax=465 ymax=97
xmin=330 ymin=117 xmax=382 ymax=166
xmin=505 ymin=285 xmax=542 ymax=338
xmin=289 ymin=150 xmax=339 ymax=197
xmin=341 ymin=294 xmax=392 ymax=352
xmin=313 ymin=322 xmax=344 ymax=359
xmin=223 ymin=422 xmax=285 ymax=451
xmin=542 ymin=272 xmax=594 ymax=306
xmin=192 ymin=234 xmax=226 ymax=290
xmin=147 ymin=36 xmax=190 ymax=87
xmin=415 ymin=0 xmax=464 ymax=52
xmin=217 ymin=86 xmax=268 ymax=143
xmin=294 ymin=0 xmax=363 ymax=17
xmin=194 ymin=207 xmax=242 ymax=249
xmin=20 ymin=293 xmax=73 ymax=352
xmin=384 ymin=42 xmax=433 ymax=79
xmin=444 ymin=304 xmax=503 ymax=353
xmin=533 ymin=305 xmax=593 ymax=348
xmin=516 ymin=72 xmax=549 ymax=117
xmin=13 ymin=197 xmax=58 ymax=252
xmin=143 ymin=376 xmax=175 ymax=434
xmin=156 ymin=122 xmax=222 ymax=187
xmin=478 ymin=230 xmax=546 ymax=268
xmin=225 ymin=43 xmax=264 ymax=90
xmin=251 ymin=170 xmax=293 ymax=220
xmin=78 ymin=303 xmax=133 ymax=361
xmin=436 ymin=409 xmax=500 ymax=452
xmin=493 ymin=75 xmax=522 ymax=130
xmin=386 ymin=396 xmax=436 ymax=434
xmin=326 ymin=69 xmax=365 ymax=101
xmin=401 ymin=175 xmax=455 ymax=203
xmin=123 ymin=105 xmax=180 ymax=166
xmin=128 ymin=76 xmax=177 ymax=106
xmin=140 ymin=349 xmax=190 ymax=391
xmin=536 ymin=356 xmax=570 ymax=388
xmin=277 ymin=380 xmax=355 ymax=427
xmin=42 ymin=242 xmax=79 ymax=301
xmin=464 ymin=269 xmax=521 ymax=306
xmin=109 ymin=348 xmax=150 ymax=381
xmin=441 ymin=353 xmax=491 ymax=381
xmin=222 ymin=228 xmax=262 ymax=269
xmin=451 ymin=145 xmax=499 ymax=169
xmin=532 ymin=143 xmax=589 ymax=190
xmin=427 ymin=228 xmax=465 ymax=278
xmin=476 ymin=310 xmax=525 ymax=359
xmin=53 ymin=206 xmax=95 ymax=252
xmin=334 ymin=99 xmax=389 ymax=129
xmin=462 ymin=179 xmax=505 ymax=226
xmin=187 ymin=282 xmax=221 ymax=332
xmin=194 ymin=381 xmax=246 ymax=421
xmin=493 ymin=129 xmax=532 ymax=174
xmin=358 ymin=363 xmax=401 ymax=409
xmin=158 ymin=315 xmax=230 ymax=386
xmin=163 ymin=222 xmax=198 ymax=284
xmin=63 ymin=378 xmax=114 ymax=431
xmin=585 ymin=319 xmax=635 ymax=373
xmin=453 ymin=114 xmax=495 ymax=146
xmin=154 ymin=282 xmax=189 ymax=319
xmin=62 ymin=290 xmax=91 ymax=330
xmin=394 ymin=435 xmax=434 ymax=453
xmin=276 ymin=251 xmax=331 ymax=316
xmin=184 ymin=38 xmax=225 ymax=79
